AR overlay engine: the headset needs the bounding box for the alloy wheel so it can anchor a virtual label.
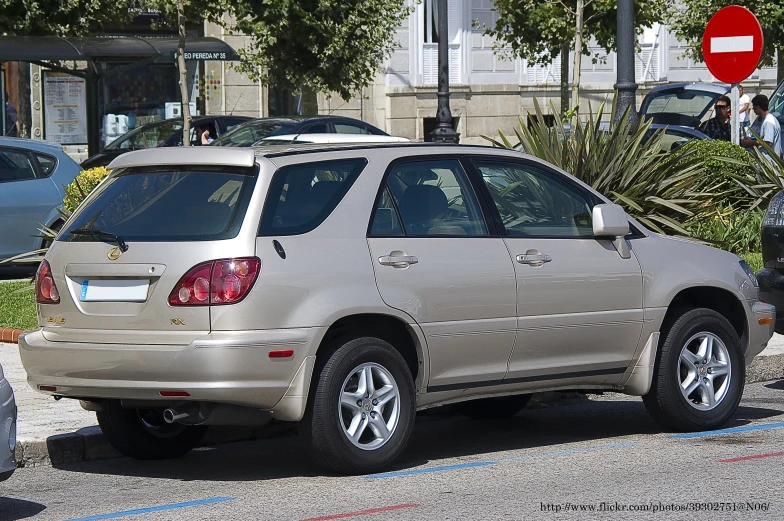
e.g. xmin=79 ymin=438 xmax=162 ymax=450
xmin=338 ymin=362 xmax=401 ymax=450
xmin=678 ymin=332 xmax=732 ymax=411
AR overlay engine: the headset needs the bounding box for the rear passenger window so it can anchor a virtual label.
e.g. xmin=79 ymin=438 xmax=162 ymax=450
xmin=35 ymin=154 xmax=57 ymax=177
xmin=0 ymin=148 xmax=36 ymax=182
xmin=259 ymin=158 xmax=367 ymax=236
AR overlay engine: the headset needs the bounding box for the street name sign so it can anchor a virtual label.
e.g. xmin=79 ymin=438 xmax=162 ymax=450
xmin=702 ymin=6 xmax=763 ymax=84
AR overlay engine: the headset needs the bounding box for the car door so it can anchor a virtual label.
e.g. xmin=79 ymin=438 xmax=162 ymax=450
xmin=0 ymin=147 xmax=61 ymax=259
xmin=367 ymin=157 xmax=517 ymax=390
xmin=469 ymin=157 xmax=644 ymax=385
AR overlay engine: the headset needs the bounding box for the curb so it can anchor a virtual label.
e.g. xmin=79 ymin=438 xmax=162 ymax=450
xmin=0 ymin=328 xmax=24 ymax=343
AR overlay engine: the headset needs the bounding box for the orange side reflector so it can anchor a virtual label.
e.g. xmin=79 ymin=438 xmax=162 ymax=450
xmin=759 ymin=317 xmax=773 ymax=325
xmin=269 ymin=349 xmax=294 ymax=358
xmin=39 ymin=385 xmax=57 ymax=392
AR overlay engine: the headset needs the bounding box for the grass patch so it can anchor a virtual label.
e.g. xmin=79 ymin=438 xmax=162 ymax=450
xmin=0 ymin=280 xmax=37 ymax=331
xmin=742 ymin=252 xmax=763 ymax=273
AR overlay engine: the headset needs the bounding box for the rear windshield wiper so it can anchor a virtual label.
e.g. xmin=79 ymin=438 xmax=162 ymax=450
xmin=69 ymin=228 xmax=128 ymax=252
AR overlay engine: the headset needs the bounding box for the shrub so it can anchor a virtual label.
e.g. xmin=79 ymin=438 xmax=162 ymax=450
xmin=687 ymin=204 xmax=763 ymax=256
xmin=63 ymin=166 xmax=111 ymax=214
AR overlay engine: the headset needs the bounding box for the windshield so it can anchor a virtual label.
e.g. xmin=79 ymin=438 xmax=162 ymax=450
xmin=105 ymin=121 xmax=182 ymax=151
xmin=212 ymin=122 xmax=296 ymax=147
xmin=771 ymin=80 xmax=784 ymax=123
xmin=60 ymin=168 xmax=257 ymax=242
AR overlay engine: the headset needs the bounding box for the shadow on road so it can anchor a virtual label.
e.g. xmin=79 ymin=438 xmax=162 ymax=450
xmin=0 ymin=497 xmax=47 ymax=521
xmin=49 ymin=397 xmax=784 ymax=482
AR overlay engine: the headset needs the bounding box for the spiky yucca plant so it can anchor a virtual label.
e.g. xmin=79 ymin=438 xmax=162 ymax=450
xmin=483 ymin=99 xmax=710 ymax=235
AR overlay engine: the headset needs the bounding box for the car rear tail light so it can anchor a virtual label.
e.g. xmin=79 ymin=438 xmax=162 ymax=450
xmin=169 ymin=258 xmax=260 ymax=306
xmin=36 ymin=260 xmax=60 ymax=304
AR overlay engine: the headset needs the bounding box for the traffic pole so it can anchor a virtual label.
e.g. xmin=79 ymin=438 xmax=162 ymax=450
xmin=732 ymin=83 xmax=740 ymax=145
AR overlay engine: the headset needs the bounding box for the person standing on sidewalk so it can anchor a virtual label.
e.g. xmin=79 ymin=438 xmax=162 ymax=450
xmin=4 ymin=92 xmax=19 ymax=137
xmin=738 ymin=85 xmax=751 ymax=130
xmin=742 ymin=94 xmax=782 ymax=159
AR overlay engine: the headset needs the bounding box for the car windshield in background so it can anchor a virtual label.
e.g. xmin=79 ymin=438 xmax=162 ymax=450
xmin=60 ymin=169 xmax=257 ymax=242
xmin=104 ymin=121 xmax=183 ymax=151
xmin=212 ymin=122 xmax=296 ymax=147
xmin=640 ymin=90 xmax=722 ymax=127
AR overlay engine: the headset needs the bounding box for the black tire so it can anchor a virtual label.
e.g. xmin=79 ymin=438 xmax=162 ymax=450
xmin=456 ymin=394 xmax=531 ymax=420
xmin=299 ymin=337 xmax=416 ymax=474
xmin=643 ymin=308 xmax=745 ymax=432
xmin=96 ymin=401 xmax=207 ymax=460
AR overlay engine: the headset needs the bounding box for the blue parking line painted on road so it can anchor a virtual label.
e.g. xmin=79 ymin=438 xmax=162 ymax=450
xmin=669 ymin=421 xmax=784 ymax=439
xmin=61 ymin=497 xmax=236 ymax=521
xmin=365 ymin=442 xmax=636 ymax=480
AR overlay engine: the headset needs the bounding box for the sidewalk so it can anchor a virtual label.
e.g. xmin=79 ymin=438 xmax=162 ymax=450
xmin=2 ymin=336 xmax=783 ymax=468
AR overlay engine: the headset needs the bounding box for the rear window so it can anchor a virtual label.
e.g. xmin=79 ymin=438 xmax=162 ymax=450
xmin=259 ymin=158 xmax=367 ymax=236
xmin=60 ymin=168 xmax=257 ymax=242
xmin=212 ymin=122 xmax=296 ymax=147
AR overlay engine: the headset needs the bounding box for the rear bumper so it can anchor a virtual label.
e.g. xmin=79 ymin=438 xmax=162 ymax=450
xmin=0 ymin=380 xmax=16 ymax=479
xmin=19 ymin=328 xmax=324 ymax=421
xmin=758 ymin=268 xmax=784 ymax=333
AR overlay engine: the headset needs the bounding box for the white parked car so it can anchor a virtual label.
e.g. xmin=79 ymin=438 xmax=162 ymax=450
xmin=19 ymin=144 xmax=774 ymax=474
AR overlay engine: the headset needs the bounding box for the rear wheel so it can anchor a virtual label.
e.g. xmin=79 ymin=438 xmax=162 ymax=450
xmin=456 ymin=394 xmax=531 ymax=419
xmin=97 ymin=401 xmax=207 ymax=460
xmin=299 ymin=337 xmax=416 ymax=474
xmin=643 ymin=308 xmax=744 ymax=431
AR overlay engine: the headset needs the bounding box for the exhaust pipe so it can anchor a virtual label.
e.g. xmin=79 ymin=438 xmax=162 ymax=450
xmin=163 ymin=403 xmax=201 ymax=424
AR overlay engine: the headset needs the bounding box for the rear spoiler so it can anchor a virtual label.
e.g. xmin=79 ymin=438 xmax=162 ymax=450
xmin=108 ymin=147 xmax=256 ymax=170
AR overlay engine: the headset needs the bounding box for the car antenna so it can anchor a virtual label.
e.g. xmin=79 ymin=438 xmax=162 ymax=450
xmin=229 ymin=92 xmax=243 ymax=115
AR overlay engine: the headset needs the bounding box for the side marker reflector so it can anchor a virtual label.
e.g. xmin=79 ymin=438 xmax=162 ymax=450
xmin=759 ymin=317 xmax=773 ymax=325
xmin=159 ymin=391 xmax=191 ymax=397
xmin=269 ymin=350 xmax=294 ymax=358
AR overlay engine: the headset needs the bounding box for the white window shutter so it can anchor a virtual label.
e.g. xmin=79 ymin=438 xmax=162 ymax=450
xmin=448 ymin=0 xmax=460 ymax=44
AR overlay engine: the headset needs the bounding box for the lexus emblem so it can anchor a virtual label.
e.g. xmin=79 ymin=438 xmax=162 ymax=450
xmin=107 ymin=247 xmax=122 ymax=261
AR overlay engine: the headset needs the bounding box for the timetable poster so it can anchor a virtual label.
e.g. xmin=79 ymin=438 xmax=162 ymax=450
xmin=44 ymin=71 xmax=87 ymax=144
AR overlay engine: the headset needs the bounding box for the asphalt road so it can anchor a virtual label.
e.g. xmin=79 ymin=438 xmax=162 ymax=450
xmin=2 ymin=381 xmax=783 ymax=521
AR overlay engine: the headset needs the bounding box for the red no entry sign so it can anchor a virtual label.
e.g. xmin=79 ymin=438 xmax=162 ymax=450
xmin=702 ymin=6 xmax=763 ymax=84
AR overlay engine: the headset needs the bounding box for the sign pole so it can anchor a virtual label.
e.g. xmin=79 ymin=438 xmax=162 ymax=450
xmin=731 ymin=83 xmax=740 ymax=145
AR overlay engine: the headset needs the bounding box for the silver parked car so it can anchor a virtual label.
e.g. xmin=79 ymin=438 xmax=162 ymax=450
xmin=0 ymin=363 xmax=17 ymax=481
xmin=19 ymin=144 xmax=774 ymax=474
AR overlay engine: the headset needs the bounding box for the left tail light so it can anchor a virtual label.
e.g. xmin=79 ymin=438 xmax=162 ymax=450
xmin=36 ymin=260 xmax=60 ymax=304
xmin=169 ymin=258 xmax=260 ymax=306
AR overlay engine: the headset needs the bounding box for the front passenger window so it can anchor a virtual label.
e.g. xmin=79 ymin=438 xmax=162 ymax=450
xmin=472 ymin=159 xmax=594 ymax=238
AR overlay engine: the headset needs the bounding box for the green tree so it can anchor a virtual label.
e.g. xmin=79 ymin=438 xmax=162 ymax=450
xmin=0 ymin=0 xmax=137 ymax=35
xmin=481 ymin=0 xmax=663 ymax=116
xmin=666 ymin=0 xmax=784 ymax=83
xmin=228 ymin=0 xmax=412 ymax=105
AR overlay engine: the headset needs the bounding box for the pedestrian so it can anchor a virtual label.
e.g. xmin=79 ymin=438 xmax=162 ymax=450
xmin=738 ymin=85 xmax=751 ymax=130
xmin=698 ymin=95 xmax=731 ymax=141
xmin=4 ymin=91 xmax=19 ymax=137
xmin=741 ymin=94 xmax=782 ymax=159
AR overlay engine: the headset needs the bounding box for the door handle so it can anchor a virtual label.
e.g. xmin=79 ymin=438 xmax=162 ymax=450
xmin=516 ymin=253 xmax=551 ymax=265
xmin=379 ymin=255 xmax=418 ymax=268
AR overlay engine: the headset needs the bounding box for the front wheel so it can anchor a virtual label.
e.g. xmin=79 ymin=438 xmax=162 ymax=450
xmin=643 ymin=308 xmax=744 ymax=431
xmin=97 ymin=401 xmax=207 ymax=460
xmin=299 ymin=337 xmax=416 ymax=474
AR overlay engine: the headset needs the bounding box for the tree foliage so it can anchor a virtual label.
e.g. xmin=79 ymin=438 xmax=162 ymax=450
xmin=481 ymin=0 xmax=664 ymax=67
xmin=0 ymin=0 xmax=137 ymax=35
xmin=666 ymin=0 xmax=784 ymax=68
xmin=229 ymin=0 xmax=412 ymax=101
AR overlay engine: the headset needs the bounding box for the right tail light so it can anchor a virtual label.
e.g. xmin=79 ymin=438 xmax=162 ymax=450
xmin=169 ymin=258 xmax=260 ymax=306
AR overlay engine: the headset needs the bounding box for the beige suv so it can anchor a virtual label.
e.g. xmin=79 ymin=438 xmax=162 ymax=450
xmin=19 ymin=144 xmax=774 ymax=474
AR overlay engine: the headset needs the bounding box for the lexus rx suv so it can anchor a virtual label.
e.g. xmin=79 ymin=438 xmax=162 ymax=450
xmin=19 ymin=144 xmax=774 ymax=474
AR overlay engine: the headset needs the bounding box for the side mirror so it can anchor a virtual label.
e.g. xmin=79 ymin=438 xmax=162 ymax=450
xmin=593 ymin=204 xmax=630 ymax=237
xmin=593 ymin=204 xmax=631 ymax=259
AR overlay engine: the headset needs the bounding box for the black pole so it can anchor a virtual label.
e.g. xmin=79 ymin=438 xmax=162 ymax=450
xmin=85 ymin=68 xmax=101 ymax=156
xmin=614 ymin=0 xmax=638 ymax=127
xmin=429 ymin=0 xmax=459 ymax=143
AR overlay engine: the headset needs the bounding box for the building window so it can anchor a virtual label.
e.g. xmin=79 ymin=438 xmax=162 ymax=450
xmin=421 ymin=0 xmax=461 ymax=85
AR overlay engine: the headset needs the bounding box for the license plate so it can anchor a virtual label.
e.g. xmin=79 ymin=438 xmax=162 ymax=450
xmin=80 ymin=279 xmax=150 ymax=302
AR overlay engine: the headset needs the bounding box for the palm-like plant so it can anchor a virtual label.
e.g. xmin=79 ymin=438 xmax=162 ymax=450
xmin=483 ymin=99 xmax=710 ymax=235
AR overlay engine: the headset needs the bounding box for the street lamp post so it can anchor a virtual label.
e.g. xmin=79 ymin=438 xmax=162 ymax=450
xmin=614 ymin=0 xmax=638 ymax=127
xmin=429 ymin=0 xmax=459 ymax=143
